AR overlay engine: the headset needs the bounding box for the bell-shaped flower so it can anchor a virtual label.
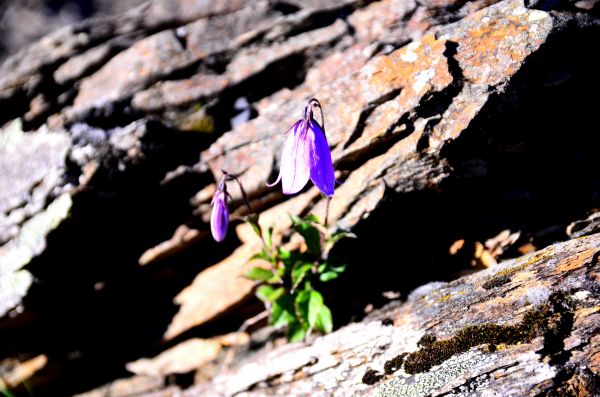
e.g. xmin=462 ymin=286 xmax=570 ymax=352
xmin=210 ymin=190 xmax=229 ymax=242
xmin=268 ymin=98 xmax=335 ymax=197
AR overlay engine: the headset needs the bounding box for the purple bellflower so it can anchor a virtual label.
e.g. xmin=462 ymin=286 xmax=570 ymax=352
xmin=268 ymin=98 xmax=335 ymax=197
xmin=210 ymin=171 xmax=253 ymax=242
xmin=210 ymin=184 xmax=229 ymax=242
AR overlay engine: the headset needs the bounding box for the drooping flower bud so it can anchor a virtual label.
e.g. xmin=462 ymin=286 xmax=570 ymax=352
xmin=210 ymin=189 xmax=229 ymax=242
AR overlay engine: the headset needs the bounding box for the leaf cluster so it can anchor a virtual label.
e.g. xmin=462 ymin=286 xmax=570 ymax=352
xmin=244 ymin=214 xmax=355 ymax=341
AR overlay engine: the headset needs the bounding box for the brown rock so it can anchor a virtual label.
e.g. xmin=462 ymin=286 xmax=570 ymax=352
xmin=126 ymin=339 xmax=222 ymax=377
xmin=72 ymin=30 xmax=193 ymax=114
xmin=164 ymin=241 xmax=261 ymax=340
xmin=73 ymin=376 xmax=165 ymax=397
xmin=54 ymin=44 xmax=113 ymax=85
xmin=138 ymin=225 xmax=207 ymax=266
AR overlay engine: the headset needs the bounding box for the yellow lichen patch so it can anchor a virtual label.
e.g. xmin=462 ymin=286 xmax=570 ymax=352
xmin=370 ymin=34 xmax=452 ymax=98
xmin=436 ymin=294 xmax=452 ymax=303
xmin=451 ymin=1 xmax=552 ymax=86
xmin=551 ymin=247 xmax=597 ymax=275
xmin=495 ymin=253 xmax=542 ymax=277
xmin=328 ymin=33 xmax=452 ymax=155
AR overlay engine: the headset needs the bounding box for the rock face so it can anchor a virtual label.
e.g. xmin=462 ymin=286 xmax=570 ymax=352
xmin=188 ymin=234 xmax=600 ymax=396
xmin=1 ymin=0 xmax=600 ymax=395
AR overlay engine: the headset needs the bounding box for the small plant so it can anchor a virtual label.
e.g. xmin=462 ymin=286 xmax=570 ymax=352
xmin=244 ymin=214 xmax=355 ymax=341
xmin=210 ymin=98 xmax=351 ymax=341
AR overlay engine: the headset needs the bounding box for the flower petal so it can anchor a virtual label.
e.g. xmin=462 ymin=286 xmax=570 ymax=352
xmin=281 ymin=121 xmax=311 ymax=194
xmin=210 ymin=191 xmax=229 ymax=242
xmin=308 ymin=120 xmax=335 ymax=197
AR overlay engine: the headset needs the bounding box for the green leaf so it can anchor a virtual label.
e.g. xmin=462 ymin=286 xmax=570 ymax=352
xmin=278 ymin=247 xmax=291 ymax=261
xmin=295 ymin=290 xmax=324 ymax=330
xmin=287 ymin=320 xmax=307 ymax=342
xmin=248 ymin=250 xmax=271 ymax=263
xmin=316 ymin=262 xmax=346 ymax=278
xmin=271 ymin=294 xmax=296 ymax=328
xmin=293 ymin=221 xmax=322 ymax=256
xmin=256 ymin=285 xmax=285 ymax=303
xmin=278 ymin=248 xmax=307 ymax=276
xmin=314 ymin=304 xmax=333 ymax=334
xmin=246 ymin=213 xmax=261 ymax=238
xmin=303 ymin=213 xmax=321 ymax=224
xmin=245 ymin=266 xmax=277 ymax=282
xmin=327 ymin=230 xmax=357 ymax=245
xmin=292 ymin=262 xmax=313 ymax=290
xmin=332 ymin=264 xmax=347 ymax=273
xmin=319 ymin=271 xmax=339 ymax=282
xmin=265 ymin=226 xmax=274 ymax=249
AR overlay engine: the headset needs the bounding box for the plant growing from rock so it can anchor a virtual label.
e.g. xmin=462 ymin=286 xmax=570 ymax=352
xmin=244 ymin=214 xmax=354 ymax=341
xmin=210 ymin=98 xmax=351 ymax=341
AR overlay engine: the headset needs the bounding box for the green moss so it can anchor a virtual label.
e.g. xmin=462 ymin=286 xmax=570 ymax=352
xmin=482 ymin=274 xmax=511 ymax=289
xmin=177 ymin=113 xmax=214 ymax=132
xmin=362 ymin=369 xmax=384 ymax=385
xmin=494 ymin=252 xmax=543 ymax=278
xmin=403 ymin=304 xmax=551 ymax=374
xmin=417 ymin=333 xmax=437 ymax=348
xmin=384 ymin=353 xmax=408 ymax=374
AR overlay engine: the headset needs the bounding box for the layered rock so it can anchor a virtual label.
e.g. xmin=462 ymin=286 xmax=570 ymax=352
xmin=1 ymin=0 xmax=599 ymax=395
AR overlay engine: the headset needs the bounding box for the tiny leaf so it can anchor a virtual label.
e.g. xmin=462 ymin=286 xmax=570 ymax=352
xmin=327 ymin=230 xmax=357 ymax=245
xmin=266 ymin=226 xmax=274 ymax=249
xmin=256 ymin=285 xmax=285 ymax=303
xmin=245 ymin=267 xmax=276 ymax=282
xmin=271 ymin=294 xmax=296 ymax=328
xmin=315 ymin=304 xmax=333 ymax=334
xmin=331 ymin=264 xmax=347 ymax=273
xmin=246 ymin=213 xmax=261 ymax=238
xmin=303 ymin=213 xmax=321 ymax=224
xmin=278 ymin=247 xmax=291 ymax=261
xmin=292 ymin=262 xmax=313 ymax=290
xmin=293 ymin=222 xmax=322 ymax=256
xmin=248 ymin=250 xmax=271 ymax=263
xmin=287 ymin=320 xmax=307 ymax=342
xmin=319 ymin=271 xmax=339 ymax=282
xmin=295 ymin=290 xmax=324 ymax=330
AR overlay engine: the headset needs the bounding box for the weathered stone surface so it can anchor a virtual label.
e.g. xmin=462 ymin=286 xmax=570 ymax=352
xmin=126 ymin=339 xmax=222 ymax=377
xmin=72 ymin=30 xmax=193 ymax=114
xmin=198 ymin=0 xmax=553 ymax=230
xmin=164 ymin=241 xmax=261 ymax=340
xmin=54 ymin=44 xmax=113 ymax=85
xmin=144 ymin=0 xmax=248 ymax=28
xmin=1 ymin=0 xmax=599 ymax=395
xmin=126 ymin=333 xmax=248 ymax=377
xmin=0 ymin=355 xmax=48 ymax=389
xmin=0 ymin=120 xmax=72 ymax=316
xmin=138 ymin=225 xmax=207 ymax=266
xmin=133 ymin=75 xmax=229 ymax=113
xmin=133 ymin=19 xmax=348 ymax=112
xmin=73 ymin=376 xmax=165 ymax=397
xmin=0 ymin=120 xmax=70 ymax=244
xmin=182 ymin=234 xmax=600 ymax=397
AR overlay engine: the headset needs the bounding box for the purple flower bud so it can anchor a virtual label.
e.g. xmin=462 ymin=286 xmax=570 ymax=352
xmin=210 ymin=190 xmax=229 ymax=242
xmin=268 ymin=98 xmax=335 ymax=197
